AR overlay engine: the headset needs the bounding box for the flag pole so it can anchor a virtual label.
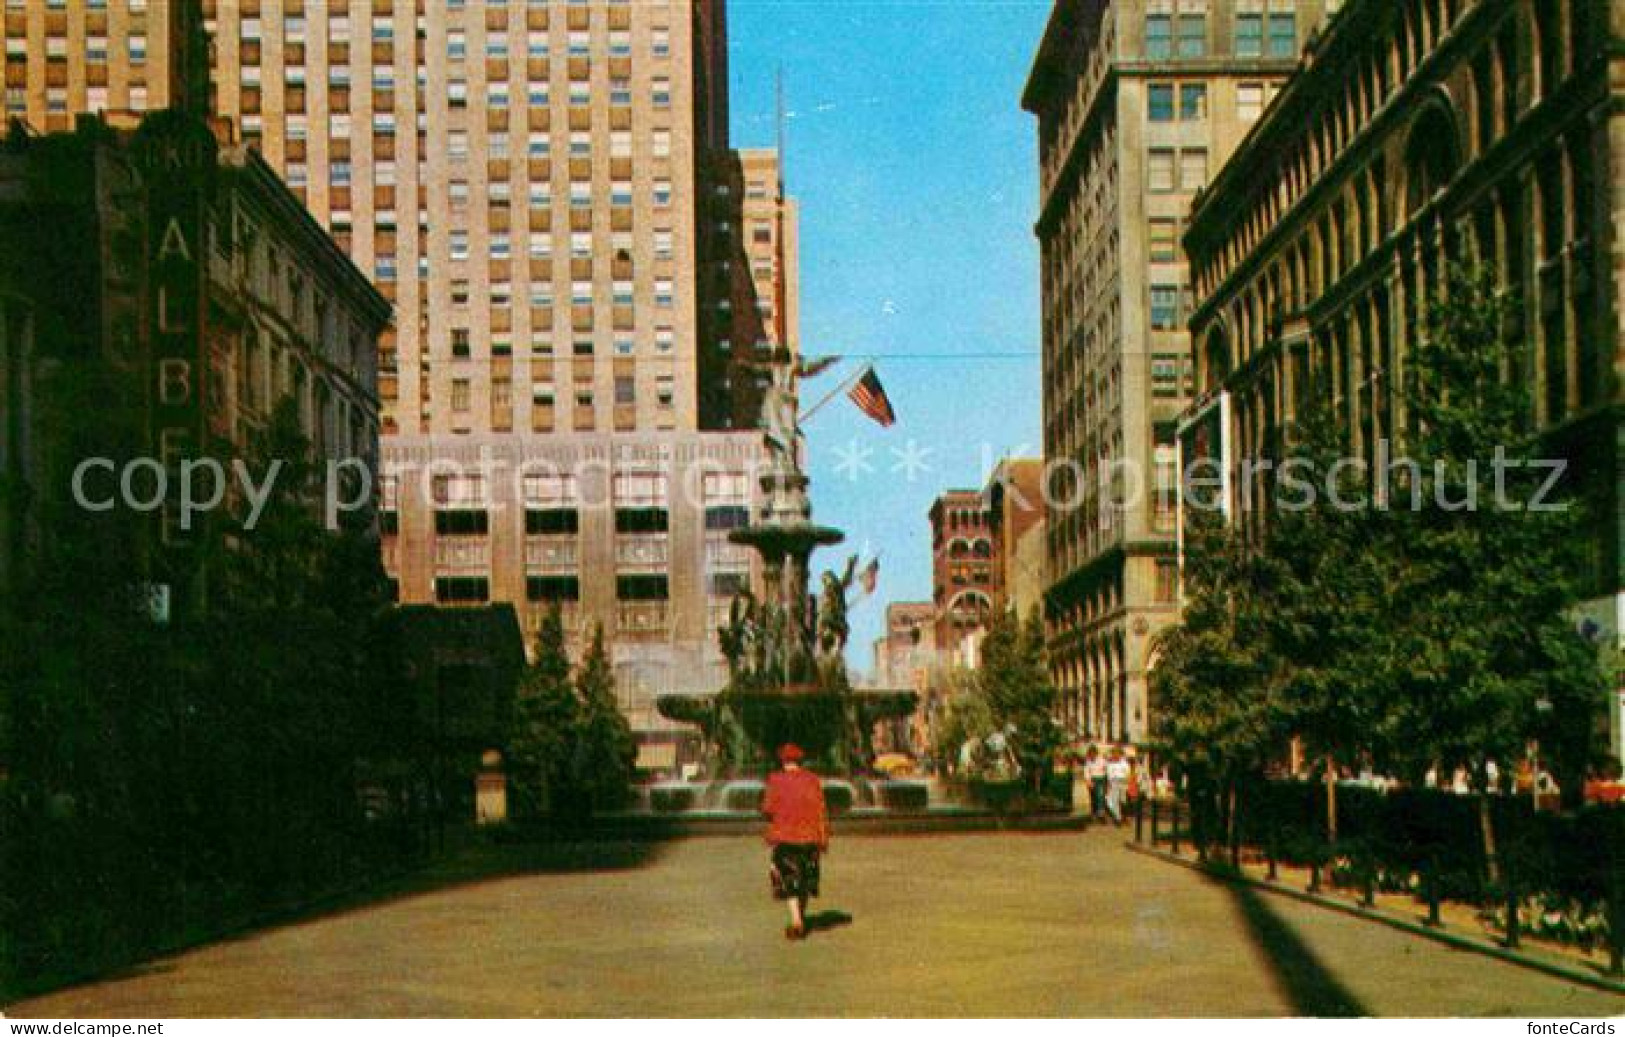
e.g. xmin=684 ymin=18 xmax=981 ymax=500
xmin=802 ymin=362 xmax=870 ymax=425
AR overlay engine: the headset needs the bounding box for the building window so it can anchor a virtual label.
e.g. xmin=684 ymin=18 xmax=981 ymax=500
xmin=1268 ymin=12 xmax=1297 ymax=57
xmin=435 ymin=577 xmax=490 ymax=604
xmin=1236 ymin=13 xmax=1263 ymax=57
xmin=705 ymin=505 xmax=749 ymax=531
xmin=1148 ymin=84 xmax=1175 ymax=122
xmin=1179 ymin=148 xmax=1208 ymax=190
xmin=1177 ymin=14 xmax=1206 ymax=57
xmin=1149 ymin=218 xmax=1178 ymax=262
xmin=617 ymin=575 xmax=669 ymax=601
xmin=1150 ymin=285 xmax=1179 ymax=330
xmin=1148 ymin=149 xmax=1176 ymax=192
xmin=1146 ymin=14 xmax=1173 ymax=59
xmin=1180 ymin=83 xmax=1207 ymax=120
xmin=451 ymin=379 xmax=471 ymax=412
xmin=614 ymin=376 xmax=635 ymax=405
xmin=526 ymin=508 xmax=578 ymax=535
xmin=1238 ymin=82 xmax=1265 ymax=121
xmin=434 ymin=510 xmax=490 ymax=536
xmin=527 ymin=576 xmax=581 ymax=602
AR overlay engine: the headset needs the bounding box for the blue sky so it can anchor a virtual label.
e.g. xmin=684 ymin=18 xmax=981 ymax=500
xmin=726 ymin=0 xmax=1053 ymax=672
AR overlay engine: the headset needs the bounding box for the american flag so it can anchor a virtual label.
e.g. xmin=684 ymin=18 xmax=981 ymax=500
xmin=847 ymin=365 xmax=896 ymax=427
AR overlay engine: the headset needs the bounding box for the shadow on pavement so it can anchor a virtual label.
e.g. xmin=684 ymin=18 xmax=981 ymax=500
xmin=804 ymin=909 xmax=854 ymax=936
xmin=1207 ymin=873 xmax=1369 ymax=1017
xmin=214 ymin=837 xmax=671 ymax=945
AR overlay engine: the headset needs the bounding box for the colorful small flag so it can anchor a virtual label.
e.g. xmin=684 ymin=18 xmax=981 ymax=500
xmin=859 ymin=557 xmax=880 ymax=595
xmin=847 ymin=365 xmax=897 ymax=427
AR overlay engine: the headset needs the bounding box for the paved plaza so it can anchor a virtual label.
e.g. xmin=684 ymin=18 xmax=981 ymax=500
xmin=11 ymin=828 xmax=1625 ymax=1017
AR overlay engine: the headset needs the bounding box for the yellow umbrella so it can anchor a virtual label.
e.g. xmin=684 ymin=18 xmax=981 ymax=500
xmin=873 ymin=753 xmax=916 ymax=776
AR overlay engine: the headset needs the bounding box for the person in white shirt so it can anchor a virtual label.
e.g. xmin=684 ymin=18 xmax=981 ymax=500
xmin=1104 ymin=749 xmax=1131 ymax=826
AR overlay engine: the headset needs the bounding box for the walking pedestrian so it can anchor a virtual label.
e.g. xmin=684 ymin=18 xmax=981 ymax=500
xmin=1105 ymin=747 xmax=1131 ymax=826
xmin=762 ymin=743 xmax=829 ymax=940
xmin=1084 ymin=746 xmax=1108 ymax=821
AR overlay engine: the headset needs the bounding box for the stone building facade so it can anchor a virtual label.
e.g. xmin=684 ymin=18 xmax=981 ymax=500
xmin=929 ymin=489 xmax=996 ymax=655
xmin=0 ymin=110 xmax=388 ymax=621
xmin=1022 ymin=0 xmax=1332 ymax=743
xmin=1184 ymin=0 xmax=1625 ymax=759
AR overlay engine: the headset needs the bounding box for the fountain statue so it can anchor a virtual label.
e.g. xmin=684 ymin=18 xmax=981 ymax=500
xmin=657 ymin=349 xmax=917 ymax=782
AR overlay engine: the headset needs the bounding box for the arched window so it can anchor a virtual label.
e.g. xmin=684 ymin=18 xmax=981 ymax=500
xmin=1403 ymin=104 xmax=1462 ymax=218
xmin=1532 ymin=0 xmax=1565 ymax=100
xmin=1200 ymin=326 xmax=1231 ymax=396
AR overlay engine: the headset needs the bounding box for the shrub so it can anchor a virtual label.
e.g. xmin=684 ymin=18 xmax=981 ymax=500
xmin=970 ymin=777 xmax=1024 ymax=812
xmin=722 ymin=783 xmax=765 ymax=812
xmin=822 ymin=781 xmax=857 ymax=815
xmin=649 ymin=785 xmax=698 ymax=814
xmin=876 ymin=781 xmax=929 ymax=812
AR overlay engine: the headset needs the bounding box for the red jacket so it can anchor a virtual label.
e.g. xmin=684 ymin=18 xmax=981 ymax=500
xmin=763 ymin=767 xmax=829 ymax=847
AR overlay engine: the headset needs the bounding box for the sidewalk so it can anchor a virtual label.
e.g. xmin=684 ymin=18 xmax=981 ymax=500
xmin=1127 ymin=837 xmax=1625 ymax=996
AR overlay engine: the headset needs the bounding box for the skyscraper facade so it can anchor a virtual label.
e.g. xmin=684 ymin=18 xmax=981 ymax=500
xmin=1023 ymin=0 xmax=1331 ymax=744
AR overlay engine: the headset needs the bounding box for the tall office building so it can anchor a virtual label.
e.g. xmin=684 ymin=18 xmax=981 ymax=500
xmin=4 ymin=0 xmax=798 ymax=764
xmin=1022 ymin=0 xmax=1331 ymax=743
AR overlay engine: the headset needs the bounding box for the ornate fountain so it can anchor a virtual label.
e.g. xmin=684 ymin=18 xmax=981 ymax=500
xmin=657 ymin=351 xmax=917 ymax=783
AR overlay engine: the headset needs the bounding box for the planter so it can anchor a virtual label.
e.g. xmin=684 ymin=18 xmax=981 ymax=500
xmin=876 ymin=780 xmax=930 ymax=812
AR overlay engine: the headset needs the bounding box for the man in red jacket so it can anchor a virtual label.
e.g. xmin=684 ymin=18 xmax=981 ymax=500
xmin=762 ymin=743 xmax=829 ymax=940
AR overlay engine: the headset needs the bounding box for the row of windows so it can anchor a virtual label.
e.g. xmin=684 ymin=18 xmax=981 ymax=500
xmin=434 ymin=575 xmax=665 ymax=606
xmin=1147 ymin=147 xmax=1208 ymax=193
xmin=435 ymin=573 xmax=748 ymax=607
xmin=1144 ymin=10 xmax=1298 ymax=61
xmin=449 ymin=377 xmax=677 ymax=413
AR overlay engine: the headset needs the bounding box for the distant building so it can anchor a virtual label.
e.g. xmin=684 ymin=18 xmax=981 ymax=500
xmin=880 ymin=601 xmax=937 ymax=690
xmin=700 ymin=147 xmax=801 ymax=431
xmin=878 ymin=601 xmax=938 ymax=754
xmin=1183 ymin=0 xmax=1625 ymax=760
xmin=0 ymin=110 xmax=389 ymax=621
xmin=1022 ymin=0 xmax=1332 ymax=743
xmin=928 ymin=489 xmax=996 ymax=663
xmin=983 ymin=458 xmax=1045 ymax=618
xmin=1010 ymin=516 xmax=1049 ymax=621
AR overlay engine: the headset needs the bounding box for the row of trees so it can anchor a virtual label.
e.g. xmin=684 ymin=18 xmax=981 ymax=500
xmin=1153 ymin=267 xmax=1610 ymax=856
xmin=506 ymin=609 xmax=638 ymax=822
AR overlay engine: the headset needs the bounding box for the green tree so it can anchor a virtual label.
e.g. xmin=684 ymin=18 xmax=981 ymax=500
xmin=1381 ymin=265 xmax=1606 ymax=810
xmin=1262 ymin=395 xmax=1401 ymax=841
xmin=929 ymin=667 xmax=994 ymax=776
xmin=1153 ymin=509 xmax=1282 ymax=855
xmin=979 ymin=608 xmax=1063 ymax=793
xmin=507 ymin=607 xmax=581 ymax=820
xmin=572 ymin=623 xmax=638 ymax=814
